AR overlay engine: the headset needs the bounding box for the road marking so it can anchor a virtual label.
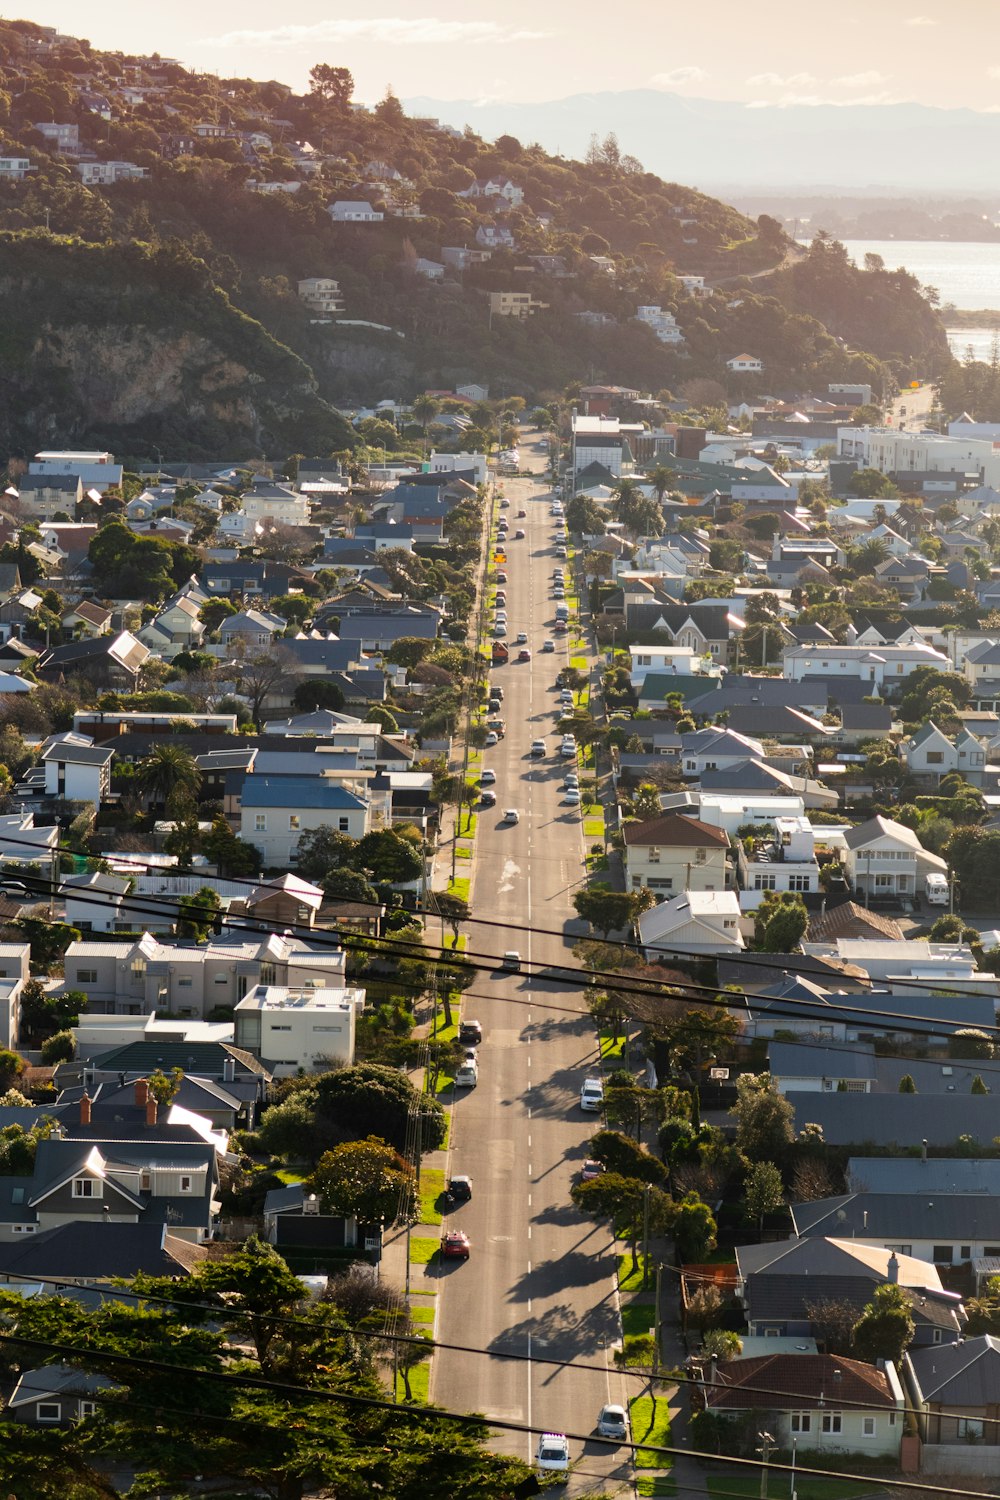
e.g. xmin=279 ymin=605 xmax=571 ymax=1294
xmin=528 ymin=1225 xmax=532 ymax=1239
xmin=527 ymin=1135 xmax=531 ymax=1148
xmin=528 ymin=1163 xmax=533 ymax=1177
xmin=526 ymin=1330 xmax=533 ymax=1462
xmin=528 ymin=1193 xmax=532 ymax=1207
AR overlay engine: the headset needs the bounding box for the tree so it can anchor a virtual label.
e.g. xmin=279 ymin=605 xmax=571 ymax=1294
xmin=234 ymin=647 xmax=299 ymax=726
xmin=0 ymin=1049 xmax=24 ymax=1092
xmin=310 ymin=1136 xmax=415 ymax=1224
xmin=672 ymin=1192 xmax=717 ymax=1262
xmin=744 ymin=1160 xmax=784 ymax=1233
xmin=257 ymin=1087 xmax=321 ymax=1160
xmin=354 ymin=828 xmax=423 ymax=885
xmin=566 ymin=493 xmax=606 ymax=535
xmin=309 ymin=63 xmax=354 ymax=110
xmin=702 ymin=1329 xmax=743 ymax=1362
xmin=292 ymin=678 xmax=345 ymax=713
xmin=972 ymin=1074 xmax=989 ymax=1095
xmin=588 ymin=1128 xmax=667 ymax=1184
xmin=315 ymin=1063 xmax=446 ymax=1154
xmin=686 ymin=1284 xmax=724 ymax=1334
xmin=40 ymin=1029 xmax=75 ymax=1064
xmin=15 ymin=915 xmax=79 ymax=972
xmin=178 ymin=886 xmax=222 ymax=941
xmin=949 ymin=1028 xmax=994 ymax=1060
xmin=805 ymin=1297 xmax=860 ymax=1355
xmin=201 ymin=816 xmax=262 ymax=878
xmin=898 ymin=1074 xmax=917 ymax=1093
xmin=134 ymin=742 xmax=200 ymax=809
xmin=946 ymin=826 xmax=1000 ymax=909
xmin=571 ymin=1171 xmax=672 ymax=1276
xmin=852 ymin=1282 xmax=915 ymax=1364
xmin=573 ymin=886 xmax=637 ymax=937
xmin=731 ymin=1073 xmax=794 ymax=1161
xmin=847 ymin=468 xmax=899 ymax=499
xmin=294 ymin=827 xmax=357 ymax=882
xmin=323 ymin=867 xmax=379 ymax=905
xmin=753 ymin=890 xmax=809 ymax=952
xmin=365 ymin=704 xmax=399 ymax=734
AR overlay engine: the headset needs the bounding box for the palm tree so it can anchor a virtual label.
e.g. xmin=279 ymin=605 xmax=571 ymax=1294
xmin=647 ymin=465 xmax=676 ymax=502
xmin=411 ymin=394 xmax=441 ymax=454
xmin=134 ymin=744 xmax=201 ymax=811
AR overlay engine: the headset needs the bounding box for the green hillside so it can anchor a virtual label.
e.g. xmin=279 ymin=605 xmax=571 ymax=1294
xmin=0 ymin=18 xmax=951 ymax=458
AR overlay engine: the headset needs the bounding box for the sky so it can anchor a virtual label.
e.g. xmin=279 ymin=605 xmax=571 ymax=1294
xmin=10 ymin=0 xmax=998 ymax=111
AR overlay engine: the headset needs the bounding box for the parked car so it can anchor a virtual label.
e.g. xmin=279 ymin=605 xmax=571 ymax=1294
xmin=488 ymin=697 xmax=502 ymax=713
xmin=553 ymin=620 xmax=568 ymax=633
xmin=459 ymin=1019 xmax=482 ymax=1045
xmin=556 ymin=545 xmax=568 ymax=557
xmin=444 ymin=1175 xmax=473 ymax=1206
xmin=480 ymin=769 xmax=496 ymax=785
xmin=580 ymin=1159 xmax=604 ymax=1182
xmin=563 ymin=789 xmax=581 ymax=805
xmin=490 ymin=684 xmax=504 ymax=701
xmin=493 ymin=623 xmax=507 ymax=637
xmin=596 ymin=1405 xmax=628 ymax=1441
xmin=560 ymin=736 xmax=577 ymax=757
xmin=440 ymin=1231 xmax=471 ymax=1259
xmin=496 ymin=571 xmax=508 ymax=583
xmin=485 ymin=731 xmax=499 ymax=747
xmin=499 ymin=498 xmax=510 ymax=508
xmin=580 ymin=1077 xmax=604 ymax=1111
xmin=455 ymin=1061 xmax=478 ymax=1088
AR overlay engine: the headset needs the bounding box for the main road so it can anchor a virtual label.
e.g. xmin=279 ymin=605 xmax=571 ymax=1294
xmin=430 ymin=434 xmax=636 ymax=1495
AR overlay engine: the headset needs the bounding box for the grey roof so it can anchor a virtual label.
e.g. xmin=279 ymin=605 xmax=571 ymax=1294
xmin=0 ymin=1222 xmax=205 ymax=1278
xmin=768 ymin=1040 xmax=877 ymax=1081
xmin=698 ymin=760 xmax=795 ymax=793
xmin=263 ymin=1182 xmax=306 ymax=1216
xmin=786 ymin=1092 xmax=1000 ymax=1146
xmin=9 ymin=1364 xmax=116 ymax=1407
xmin=907 ymin=1337 xmax=1000 ymax=1406
xmin=791 ymin=1192 xmax=1000 ymax=1241
xmin=686 ymin=678 xmax=805 ymax=714
xmin=874 ymin=1054 xmax=1000 ymax=1095
xmin=841 ymin=703 xmax=893 ymax=732
xmin=846 ymin=1157 xmax=1000 ymax=1195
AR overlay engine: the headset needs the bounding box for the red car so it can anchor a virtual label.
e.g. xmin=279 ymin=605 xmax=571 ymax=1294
xmin=518 ymin=648 xmax=532 ymax=662
xmin=517 ymin=508 xmax=527 ymax=518
xmin=441 ymin=1231 xmax=471 ymax=1259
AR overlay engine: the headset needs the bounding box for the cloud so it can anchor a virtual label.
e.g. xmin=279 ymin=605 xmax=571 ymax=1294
xmin=203 ymin=16 xmax=551 ymax=48
xmin=650 ymin=66 xmax=708 ymax=88
xmin=745 ymin=71 xmax=817 ymax=87
xmin=905 ymin=13 xmax=936 ymax=22
xmin=832 ymin=70 xmax=889 ymax=87
xmin=747 ymin=90 xmax=896 ymax=109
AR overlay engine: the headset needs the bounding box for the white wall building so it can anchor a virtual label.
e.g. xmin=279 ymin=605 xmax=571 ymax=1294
xmin=234 ymin=984 xmax=363 ymax=1075
xmin=638 ymin=889 xmax=744 ymax=955
xmin=737 ymin=816 xmax=821 ymax=910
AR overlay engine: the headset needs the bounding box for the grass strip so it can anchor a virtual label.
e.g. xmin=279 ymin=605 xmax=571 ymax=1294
xmin=630 ymin=1391 xmax=672 ymax=1471
xmin=409 ymin=1237 xmax=440 ymax=1265
xmin=417 ymin=1166 xmax=445 ymax=1226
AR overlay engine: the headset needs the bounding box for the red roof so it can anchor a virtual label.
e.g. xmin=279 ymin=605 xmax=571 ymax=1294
xmin=622 ymin=813 xmax=730 ymax=849
xmin=705 ymin=1353 xmax=895 ymax=1412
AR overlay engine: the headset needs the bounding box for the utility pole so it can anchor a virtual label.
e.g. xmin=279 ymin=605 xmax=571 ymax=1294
xmin=652 ymin=1261 xmax=663 ymax=1378
xmin=757 ymin=1429 xmax=774 ymax=1500
xmin=642 ymin=1183 xmax=651 ymax=1289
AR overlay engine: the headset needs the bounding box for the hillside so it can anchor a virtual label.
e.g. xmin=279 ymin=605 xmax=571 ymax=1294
xmin=0 ymin=18 xmax=952 ymax=459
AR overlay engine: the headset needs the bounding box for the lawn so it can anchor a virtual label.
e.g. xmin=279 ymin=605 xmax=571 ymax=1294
xmin=583 ymin=818 xmax=605 ymax=839
xmin=408 ymin=1304 xmax=435 ymax=1324
xmin=621 ymin=1302 xmax=655 ymax=1339
xmin=446 ymin=876 xmax=470 ymax=901
xmin=273 ymin=1169 xmax=305 ymax=1185
xmin=706 ymin=1479 xmax=872 ymax=1500
xmin=394 ymin=1352 xmax=431 ymax=1404
xmin=435 ymin=1066 xmax=456 ymax=1097
xmin=618 ymin=1252 xmax=653 ymax=1294
xmin=455 ymin=845 xmax=472 ymax=860
xmin=409 ymin=1236 xmax=440 ymax=1265
xmin=570 ymin=654 xmax=588 ymax=670
xmin=459 ymin=811 xmax=478 ymax=839
xmin=443 ymin=934 xmax=467 ymax=951
xmin=417 ymin=1166 xmax=445 ymax=1226
xmin=636 ymin=1478 xmax=675 ymax=1497
xmin=629 ymin=1390 xmax=672 ymax=1470
xmin=437 ymin=1108 xmax=451 ymax=1151
xmin=599 ymin=1028 xmax=625 ymax=1061
xmin=431 ymin=1012 xmax=458 ymax=1044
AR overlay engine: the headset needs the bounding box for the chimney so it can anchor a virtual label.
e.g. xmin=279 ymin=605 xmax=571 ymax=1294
xmin=833 ymin=1367 xmax=842 ymax=1383
xmin=921 ymin=1138 xmax=928 ymax=1162
xmin=146 ymin=1094 xmax=158 ymax=1127
xmin=79 ymin=1092 xmax=92 ymax=1125
xmin=223 ymin=1055 xmax=235 ymax=1083
xmin=134 ymin=1078 xmax=149 ymax=1107
xmin=888 ymin=1251 xmax=899 ymax=1284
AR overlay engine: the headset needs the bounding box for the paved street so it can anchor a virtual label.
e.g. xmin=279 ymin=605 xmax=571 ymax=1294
xmin=427 ymin=436 xmax=637 ymax=1494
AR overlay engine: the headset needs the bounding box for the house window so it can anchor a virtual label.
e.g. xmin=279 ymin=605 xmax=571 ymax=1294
xmin=932 ymin=1329 xmax=943 ymax=1344
xmin=932 ymin=1245 xmax=953 ymax=1262
xmin=179 ymin=1175 xmax=192 ymax=1193
xmin=73 ymin=1178 xmax=99 ymax=1198
xmin=260 ymin=963 xmax=276 ymax=984
xmin=961 ymin=1245 xmax=971 ymax=1260
xmin=37 ymin=1403 xmax=61 ymax=1423
xmin=754 ymin=874 xmax=776 ymax=891
xmin=648 ymin=878 xmax=673 ymax=891
xmin=214 ymin=973 xmax=229 ymax=985
xmin=822 ymin=1414 xmax=842 ymax=1435
xmin=788 ymin=874 xmax=811 ymax=891
xmin=339 ymin=818 xmax=350 ymax=832
xmin=791 ymin=1414 xmax=811 ymax=1433
xmin=958 ymin=1418 xmax=984 ymax=1440
xmin=79 ymin=1402 xmax=96 ymax=1419
xmin=76 ymin=969 xmax=98 ymax=984
xmin=648 ymin=849 xmax=660 ymax=863
xmin=694 ymin=849 xmax=706 ymax=864
xmin=141 ymin=1171 xmax=151 ymax=1191
xmin=862 ymin=1417 xmax=876 ymax=1437
xmin=289 ymin=814 xmax=301 ymax=831
xmin=254 ymin=814 xmax=267 ymax=832
xmin=131 ymin=959 xmax=146 ymax=980
xmin=984 ymin=1246 xmax=1000 ymax=1257
xmin=177 ymin=977 xmax=192 ymax=988
xmin=926 ymin=751 xmax=944 ymax=764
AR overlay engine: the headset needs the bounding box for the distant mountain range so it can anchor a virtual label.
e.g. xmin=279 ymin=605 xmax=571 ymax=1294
xmin=403 ymin=90 xmax=1000 ymax=194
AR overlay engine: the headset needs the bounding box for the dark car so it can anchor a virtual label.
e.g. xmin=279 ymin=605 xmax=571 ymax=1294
xmin=444 ymin=1175 xmax=472 ymax=1205
xmin=440 ymin=1231 xmax=471 ymax=1259
xmin=459 ymin=1019 xmax=483 ymax=1045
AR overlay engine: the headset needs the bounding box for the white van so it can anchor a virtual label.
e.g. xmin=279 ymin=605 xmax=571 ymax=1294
xmin=925 ymin=872 xmax=949 ymax=906
xmin=455 ymin=1061 xmax=479 ymax=1088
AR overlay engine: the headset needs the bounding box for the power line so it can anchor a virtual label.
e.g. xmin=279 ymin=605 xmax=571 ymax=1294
xmin=0 ymin=1325 xmax=987 ymax=1499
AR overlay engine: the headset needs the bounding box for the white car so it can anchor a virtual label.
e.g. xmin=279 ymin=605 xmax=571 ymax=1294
xmin=503 ymin=808 xmax=520 ymax=824
xmin=580 ymin=1077 xmax=604 ymax=1111
xmin=556 ymin=545 xmax=568 ymax=557
xmin=560 ymin=737 xmax=577 ymax=757
xmin=516 ymin=631 xmax=528 ymax=644
xmin=596 ymin=1404 xmax=628 ymax=1441
xmin=530 ymin=740 xmax=547 ymax=757
xmin=493 ymin=623 xmax=507 ymax=637
xmin=536 ymin=1433 xmax=570 ymax=1474
xmin=499 ymin=498 xmax=511 ymax=508
xmin=563 ymin=789 xmax=581 ymax=805
xmin=542 ymin=639 xmax=555 ymax=652
xmin=484 ymin=731 xmax=499 ymax=747
xmin=480 ymin=769 xmax=496 ymax=786
xmin=455 ymin=1061 xmax=478 ymax=1088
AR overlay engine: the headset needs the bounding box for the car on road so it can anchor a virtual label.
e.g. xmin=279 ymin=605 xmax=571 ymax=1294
xmin=454 ymin=1060 xmax=478 ymax=1088
xmin=484 ymin=731 xmax=499 ymax=747
xmin=440 ymin=1230 xmax=471 ymax=1259
xmin=493 ymin=623 xmax=507 ymax=637
xmin=563 ymin=789 xmax=581 ymax=805
xmin=444 ymin=1175 xmax=473 ymax=1206
xmin=560 ymin=736 xmax=577 ymax=757
xmin=552 ymin=587 xmax=565 ymax=600
xmin=496 ymin=571 xmax=508 ymax=584
xmin=489 ymin=684 xmax=504 ymax=701
xmin=514 ymin=528 xmax=525 ymax=539
xmin=494 ymin=591 xmax=506 ymax=606
xmin=480 ymin=769 xmax=496 ymax=785
xmin=459 ymin=1019 xmax=482 ymax=1045
xmin=580 ymin=1077 xmax=604 ymax=1111
xmin=480 ymin=789 xmax=496 ymax=807
xmin=518 ymin=648 xmax=532 ymax=661
xmin=517 ymin=508 xmax=527 ymax=518
xmin=535 ymin=1434 xmax=570 ymax=1475
xmin=503 ymin=808 xmax=520 ymax=824
xmin=580 ymin=1159 xmax=604 ymax=1182
xmin=559 ymin=688 xmax=574 ymax=706
xmin=542 ymin=638 xmax=555 ymax=651
xmin=499 ymin=497 xmax=510 ymax=508
xmin=502 ymin=949 xmax=521 ymax=970
xmin=563 ymin=779 xmax=580 ymax=794
xmin=596 ymin=1405 xmax=628 ymax=1442
xmin=516 ymin=631 xmax=528 ymax=644
xmin=556 ymin=545 xmax=568 ymax=557
xmin=553 ymin=620 xmax=568 ymax=633
xmin=530 ymin=739 xmax=547 ymax=757
xmin=488 ymin=697 xmax=502 ymax=713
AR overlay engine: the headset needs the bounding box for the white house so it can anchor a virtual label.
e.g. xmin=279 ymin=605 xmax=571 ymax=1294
xmin=737 ymin=816 xmax=822 ymax=911
xmin=638 ymin=889 xmax=744 ymax=956
xmin=240 ymin=483 xmax=311 ymax=529
xmin=234 ymin=984 xmax=363 ymax=1075
xmin=903 ymin=721 xmax=986 ymax=785
xmin=696 ymin=794 xmax=806 ymax=838
xmin=41 ymin=740 xmax=113 ymax=807
xmin=327 ymin=201 xmax=384 ymax=223
xmin=239 ymin=776 xmax=371 ymax=866
xmin=0 ymin=158 xmax=32 ymax=180
xmin=298 ymin=278 xmax=345 ymax=314
xmin=681 ymin=727 xmax=765 ymax=778
xmin=570 ymin=414 xmax=631 ymax=481
xmin=781 ymin=642 xmax=949 ymax=687
xmin=629 ymin=646 xmax=704 ymax=686
xmin=726 ymin=353 xmax=764 ymax=374
xmin=635 ymin=305 xmax=685 ymax=345
xmin=839 ymin=815 xmax=946 ymax=901
xmin=622 ymin=813 xmax=730 ymax=896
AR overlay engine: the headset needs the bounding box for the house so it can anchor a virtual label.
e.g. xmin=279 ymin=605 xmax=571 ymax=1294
xmin=243 ymin=874 xmax=324 ymax=930
xmin=33 ymin=122 xmax=79 ymax=151
xmin=736 ymin=1237 xmax=964 ymax=1346
xmin=218 ymin=609 xmax=286 ymax=651
xmin=298 ymin=278 xmax=345 ymax=314
xmin=903 ymin=721 xmax=986 ymax=785
xmin=488 ymin=291 xmax=547 ymax=319
xmin=0 ymin=158 xmax=32 ymax=181
xmin=138 ymin=594 xmax=205 ymax=658
xmin=737 ymin=816 xmax=822 ymax=910
xmin=36 ymin=633 xmax=150 ymax=691
xmin=571 ymin=414 xmax=633 ymax=483
xmin=41 ymin=739 xmax=113 ymax=807
xmin=239 ymin=776 xmax=370 ymax=865
xmin=790 ymin=1193 xmax=1000 ymax=1267
xmin=0 ymin=1221 xmax=212 ymax=1286
xmin=14 ymin=472 xmax=82 ymax=519
xmin=726 ymin=354 xmax=763 ymax=373
xmin=635 ymin=305 xmax=685 ymax=345
xmin=240 ymin=481 xmax=311 ymax=529
xmin=622 ymin=813 xmax=730 ymax=895
xmin=846 ymin=1157 xmax=1000 ymax=1195
xmin=836 ymin=703 xmax=894 ymax=747
xmin=840 ymin=815 xmax=946 ymax=899
xmin=637 ymin=889 xmax=744 ymax=956
xmin=785 ymin=1092 xmax=1000 ymax=1148
xmin=768 ymin=1039 xmax=877 ymax=1094
xmin=75 ymin=161 xmax=147 ymax=185
xmin=874 ymin=554 xmax=931 ymax=599
xmin=681 ymin=728 xmax=765 ymax=777
xmin=906 ymin=1337 xmax=1000 ymax=1472
xmin=234 ymin=983 xmax=363 ymax=1075
xmin=263 ymin=1181 xmax=380 ymax=1259
xmin=62 ymin=871 xmax=137 ymax=934
xmin=806 ymin=903 xmax=905 ymax=945
xmin=62 ymin=600 xmax=112 ymax=639
xmin=327 ymin=200 xmax=383 ymax=222
xmin=702 ymin=1353 xmax=903 ymax=1461
xmin=781 ymin=642 xmax=948 ymax=688
xmin=9 ymin=1364 xmax=114 ymax=1426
